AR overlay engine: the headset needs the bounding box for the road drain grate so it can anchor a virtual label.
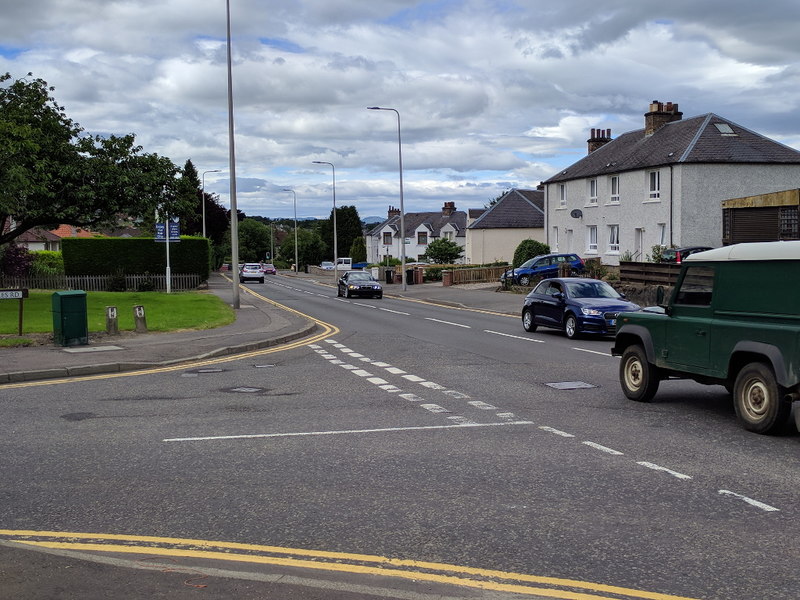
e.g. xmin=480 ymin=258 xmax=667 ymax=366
xmin=545 ymin=381 xmax=597 ymax=390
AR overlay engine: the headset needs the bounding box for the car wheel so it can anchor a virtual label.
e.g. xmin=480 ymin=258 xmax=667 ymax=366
xmin=519 ymin=275 xmax=531 ymax=286
xmin=239 ymin=278 xmax=244 ymax=284
xmin=522 ymin=308 xmax=537 ymax=332
xmin=337 ymin=287 xmax=342 ymax=297
xmin=259 ymin=278 xmax=264 ymax=284
xmin=733 ymin=363 xmax=791 ymax=434
xmin=564 ymin=314 xmax=579 ymax=339
xmin=619 ymin=344 xmax=661 ymax=402
xmin=345 ymin=289 xmax=351 ymax=298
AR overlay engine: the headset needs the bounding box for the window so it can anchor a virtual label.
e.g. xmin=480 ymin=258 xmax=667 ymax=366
xmin=382 ymin=232 xmax=392 ymax=245
xmin=675 ymin=266 xmax=714 ymax=306
xmin=648 ymin=170 xmax=660 ymax=199
xmin=587 ymin=225 xmax=598 ymax=253
xmin=780 ymin=207 xmax=799 ymax=240
xmin=610 ymin=176 xmax=620 ymax=203
xmin=559 ymin=184 xmax=566 ymax=207
xmin=417 ymin=231 xmax=428 ymax=245
xmin=657 ymin=223 xmax=667 ymax=246
xmin=443 ymin=230 xmax=454 ymax=241
xmin=588 ymin=179 xmax=598 ymax=205
xmin=607 ymin=225 xmax=620 ymax=253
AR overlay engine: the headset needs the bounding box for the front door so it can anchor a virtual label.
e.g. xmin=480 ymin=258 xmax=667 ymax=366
xmin=664 ymin=266 xmax=715 ymax=370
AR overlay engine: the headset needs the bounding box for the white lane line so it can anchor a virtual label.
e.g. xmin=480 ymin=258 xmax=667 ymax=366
xmin=334 ymin=298 xmax=349 ymax=303
xmin=352 ymin=369 xmax=373 ymax=377
xmin=443 ymin=390 xmax=471 ymax=399
xmin=353 ymin=302 xmax=377 ymax=309
xmin=425 ymin=317 xmax=470 ymax=328
xmin=539 ymin=426 xmax=575 ymax=438
xmin=339 ymin=364 xmax=357 ymax=370
xmin=366 ymin=377 xmax=389 ymax=385
xmin=637 ymin=461 xmax=692 ymax=480
xmin=380 ymin=308 xmax=410 ymax=315
xmin=468 ymin=401 xmax=497 ymax=410
xmin=329 ymin=359 xmax=345 ymax=365
xmin=402 ymin=375 xmax=425 ymax=382
xmin=371 ymin=362 xmax=392 ymax=368
xmin=573 ymin=347 xmax=614 ymax=357
xmin=385 ymin=367 xmax=407 ymax=375
xmin=348 ymin=352 xmax=365 ymax=358
xmin=399 ymin=393 xmax=424 ymax=402
xmin=379 ymin=385 xmax=402 ymax=393
xmin=420 ymin=404 xmax=449 ymax=413
xmin=308 ymin=344 xmax=322 ymax=349
xmin=583 ymin=441 xmax=624 ymax=455
xmin=496 ymin=412 xmax=519 ymax=422
xmin=164 ymin=421 xmax=536 ymax=442
xmin=485 ymin=330 xmax=545 ymax=343
xmin=718 ymin=490 xmax=780 ymax=512
xmin=419 ymin=381 xmax=446 ymax=390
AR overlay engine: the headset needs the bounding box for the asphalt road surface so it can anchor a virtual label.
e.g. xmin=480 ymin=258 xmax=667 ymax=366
xmin=1 ymin=277 xmax=797 ymax=600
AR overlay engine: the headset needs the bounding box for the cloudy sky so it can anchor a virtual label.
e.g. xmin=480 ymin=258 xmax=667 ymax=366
xmin=3 ymin=0 xmax=800 ymax=220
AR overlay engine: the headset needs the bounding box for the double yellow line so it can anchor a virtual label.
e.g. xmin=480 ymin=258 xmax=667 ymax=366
xmin=0 ymin=530 xmax=698 ymax=600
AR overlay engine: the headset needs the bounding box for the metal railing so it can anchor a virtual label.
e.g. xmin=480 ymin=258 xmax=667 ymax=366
xmin=0 ymin=273 xmax=203 ymax=292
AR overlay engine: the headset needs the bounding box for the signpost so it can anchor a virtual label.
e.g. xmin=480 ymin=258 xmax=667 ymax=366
xmin=1 ymin=288 xmax=29 ymax=336
xmin=155 ymin=217 xmax=180 ymax=293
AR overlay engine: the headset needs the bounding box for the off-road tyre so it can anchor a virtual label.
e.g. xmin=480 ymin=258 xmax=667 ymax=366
xmin=619 ymin=344 xmax=661 ymax=402
xmin=733 ymin=363 xmax=791 ymax=434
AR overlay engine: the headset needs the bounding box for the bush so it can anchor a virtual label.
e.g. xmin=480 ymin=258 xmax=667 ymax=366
xmin=513 ymin=239 xmax=550 ymax=267
xmin=0 ymin=244 xmax=33 ymax=276
xmin=30 ymin=250 xmax=64 ymax=276
xmin=106 ymin=270 xmax=127 ymax=292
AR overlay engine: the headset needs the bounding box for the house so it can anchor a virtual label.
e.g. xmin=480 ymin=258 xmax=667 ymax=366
xmin=466 ymin=188 xmax=545 ymax=264
xmin=15 ymin=228 xmax=63 ymax=251
xmin=366 ymin=202 xmax=467 ymax=264
xmin=721 ymin=188 xmax=799 ymax=244
xmin=544 ymin=101 xmax=800 ymax=265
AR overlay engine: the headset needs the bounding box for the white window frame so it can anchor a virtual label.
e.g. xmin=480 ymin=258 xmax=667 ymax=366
xmin=648 ymin=170 xmax=661 ymax=200
xmin=559 ymin=184 xmax=566 ymax=207
xmin=587 ymin=225 xmax=598 ymax=253
xmin=588 ymin=179 xmax=598 ymax=205
xmin=552 ymin=226 xmax=559 ymax=251
xmin=657 ymin=223 xmax=667 ymax=247
xmin=607 ymin=225 xmax=620 ymax=253
xmin=610 ymin=176 xmax=620 ymax=203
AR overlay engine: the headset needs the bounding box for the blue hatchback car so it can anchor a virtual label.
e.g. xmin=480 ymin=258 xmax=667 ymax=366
xmin=521 ymin=277 xmax=640 ymax=339
xmin=500 ymin=253 xmax=584 ymax=286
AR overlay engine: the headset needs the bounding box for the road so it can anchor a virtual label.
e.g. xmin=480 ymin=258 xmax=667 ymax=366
xmin=1 ymin=276 xmax=798 ymax=600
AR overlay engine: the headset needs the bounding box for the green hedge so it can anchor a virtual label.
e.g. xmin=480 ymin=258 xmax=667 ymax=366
xmin=63 ymin=237 xmax=211 ymax=279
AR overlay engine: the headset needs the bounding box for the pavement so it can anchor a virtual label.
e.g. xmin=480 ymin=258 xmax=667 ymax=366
xmin=0 ymin=271 xmax=523 ymax=384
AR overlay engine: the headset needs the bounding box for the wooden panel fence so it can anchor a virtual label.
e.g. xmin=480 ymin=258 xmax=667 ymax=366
xmin=618 ymin=262 xmax=682 ymax=286
xmin=450 ymin=265 xmax=507 ymax=285
xmin=0 ymin=273 xmax=203 ymax=292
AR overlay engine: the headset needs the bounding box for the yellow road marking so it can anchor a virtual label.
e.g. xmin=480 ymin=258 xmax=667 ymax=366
xmin=0 ymin=530 xmax=698 ymax=600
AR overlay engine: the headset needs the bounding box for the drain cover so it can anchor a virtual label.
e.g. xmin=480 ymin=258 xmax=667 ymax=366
xmin=227 ymin=387 xmax=265 ymax=393
xmin=546 ymin=381 xmax=597 ymax=390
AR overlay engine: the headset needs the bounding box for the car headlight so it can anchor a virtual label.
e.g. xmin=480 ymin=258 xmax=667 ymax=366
xmin=580 ymin=307 xmax=603 ymax=316
xmin=348 ymin=284 xmax=358 ymax=289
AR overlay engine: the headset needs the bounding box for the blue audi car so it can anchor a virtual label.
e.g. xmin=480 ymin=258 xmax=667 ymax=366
xmin=521 ymin=277 xmax=640 ymax=339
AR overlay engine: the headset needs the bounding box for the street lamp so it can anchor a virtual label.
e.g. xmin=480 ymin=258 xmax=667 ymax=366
xmin=201 ymin=169 xmax=221 ymax=238
xmin=225 ymin=0 xmax=240 ymax=309
xmin=283 ymin=189 xmax=299 ymax=273
xmin=367 ymin=106 xmax=406 ymax=291
xmin=312 ymin=161 xmax=338 ymax=282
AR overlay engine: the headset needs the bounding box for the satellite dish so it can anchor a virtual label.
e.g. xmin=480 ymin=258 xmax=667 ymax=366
xmin=570 ymin=209 xmax=583 ymax=219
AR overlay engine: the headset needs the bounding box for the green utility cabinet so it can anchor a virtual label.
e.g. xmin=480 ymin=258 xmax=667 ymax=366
xmin=52 ymin=291 xmax=89 ymax=346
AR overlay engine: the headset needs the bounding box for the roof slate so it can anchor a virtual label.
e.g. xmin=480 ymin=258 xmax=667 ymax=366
xmin=546 ymin=113 xmax=800 ymax=184
xmin=468 ymin=189 xmax=544 ymax=229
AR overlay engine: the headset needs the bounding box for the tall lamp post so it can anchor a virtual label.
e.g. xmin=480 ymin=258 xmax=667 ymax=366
xmin=312 ymin=161 xmax=338 ymax=282
xmin=225 ymin=0 xmax=240 ymax=308
xmin=201 ymin=169 xmax=221 ymax=238
xmin=367 ymin=106 xmax=406 ymax=290
xmin=283 ymin=188 xmax=299 ymax=273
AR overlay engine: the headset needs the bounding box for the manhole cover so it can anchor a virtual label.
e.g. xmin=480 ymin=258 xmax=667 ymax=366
xmin=226 ymin=387 xmax=265 ymax=393
xmin=196 ymin=368 xmax=224 ymax=373
xmin=545 ymin=381 xmax=597 ymax=390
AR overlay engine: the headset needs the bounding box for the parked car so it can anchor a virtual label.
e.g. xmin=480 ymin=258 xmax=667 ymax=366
xmin=501 ymin=253 xmax=585 ymax=286
xmin=239 ymin=263 xmax=265 ymax=283
xmin=660 ymin=246 xmax=713 ymax=263
xmin=522 ymin=277 xmax=640 ymax=339
xmin=337 ymin=271 xmax=383 ymax=299
xmin=320 ymin=261 xmax=335 ymax=270
xmin=612 ymin=240 xmax=800 ymax=434
xmin=262 ymin=263 xmax=277 ymax=275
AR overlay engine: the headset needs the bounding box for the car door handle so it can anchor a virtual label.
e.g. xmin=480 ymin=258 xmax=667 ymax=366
xmin=695 ymin=330 xmax=706 ymax=336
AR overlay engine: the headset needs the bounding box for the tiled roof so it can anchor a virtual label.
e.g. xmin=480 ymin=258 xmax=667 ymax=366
xmin=368 ymin=210 xmax=467 ymax=238
xmin=17 ymin=227 xmax=61 ymax=242
xmin=468 ymin=189 xmax=544 ymax=229
xmin=545 ymin=113 xmax=800 ymax=184
xmin=49 ymin=224 xmax=96 ymax=238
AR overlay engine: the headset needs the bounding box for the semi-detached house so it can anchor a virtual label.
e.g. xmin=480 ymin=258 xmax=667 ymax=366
xmin=544 ymin=101 xmax=800 ymax=265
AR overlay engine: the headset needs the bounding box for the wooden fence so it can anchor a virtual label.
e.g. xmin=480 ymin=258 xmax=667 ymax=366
xmin=0 ymin=273 xmax=203 ymax=292
xmin=449 ymin=265 xmax=507 ymax=285
xmin=618 ymin=262 xmax=682 ymax=286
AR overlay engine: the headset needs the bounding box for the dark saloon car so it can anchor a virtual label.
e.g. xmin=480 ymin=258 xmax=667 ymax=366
xmin=337 ymin=271 xmax=383 ymax=299
xmin=500 ymin=253 xmax=585 ymax=286
xmin=660 ymin=246 xmax=713 ymax=264
xmin=521 ymin=277 xmax=640 ymax=339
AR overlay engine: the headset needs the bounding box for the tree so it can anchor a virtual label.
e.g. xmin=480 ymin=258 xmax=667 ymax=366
xmin=423 ymin=238 xmax=463 ymax=264
xmin=0 ymin=73 xmax=182 ymax=246
xmin=318 ymin=205 xmax=362 ymax=259
xmin=237 ymin=218 xmax=272 ymax=262
xmin=280 ymin=228 xmax=326 ymax=269
xmin=485 ymin=188 xmax=510 ymax=209
xmin=349 ymin=236 xmax=367 ymax=263
xmin=513 ymin=239 xmax=550 ymax=267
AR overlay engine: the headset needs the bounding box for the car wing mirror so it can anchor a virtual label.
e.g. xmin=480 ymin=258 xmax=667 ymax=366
xmin=656 ymin=285 xmax=672 ymax=315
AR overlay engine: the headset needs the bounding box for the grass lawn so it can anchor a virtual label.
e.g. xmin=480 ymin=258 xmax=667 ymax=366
xmin=0 ymin=290 xmax=235 ymax=342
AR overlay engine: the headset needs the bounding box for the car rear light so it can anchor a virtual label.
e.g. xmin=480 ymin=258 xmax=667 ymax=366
xmin=676 ymin=252 xmax=682 ymax=264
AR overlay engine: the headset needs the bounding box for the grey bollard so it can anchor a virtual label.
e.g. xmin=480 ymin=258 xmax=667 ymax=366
xmin=105 ymin=306 xmax=119 ymax=335
xmin=133 ymin=305 xmax=148 ymax=333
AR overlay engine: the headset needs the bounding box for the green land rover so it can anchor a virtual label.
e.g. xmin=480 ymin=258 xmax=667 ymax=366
xmin=612 ymin=241 xmax=800 ymax=434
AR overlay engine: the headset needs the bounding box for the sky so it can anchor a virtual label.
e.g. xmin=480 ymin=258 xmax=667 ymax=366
xmin=3 ymin=0 xmax=800 ymax=220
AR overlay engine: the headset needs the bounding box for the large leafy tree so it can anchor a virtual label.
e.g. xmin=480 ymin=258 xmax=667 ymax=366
xmin=237 ymin=218 xmax=272 ymax=262
xmin=317 ymin=205 xmax=362 ymax=260
xmin=279 ymin=228 xmax=326 ymax=269
xmin=422 ymin=238 xmax=463 ymax=264
xmin=0 ymin=73 xmax=183 ymax=245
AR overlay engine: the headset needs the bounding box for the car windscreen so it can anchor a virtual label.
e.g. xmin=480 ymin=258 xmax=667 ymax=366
xmin=564 ymin=281 xmax=620 ymax=299
xmin=347 ymin=273 xmax=373 ymax=281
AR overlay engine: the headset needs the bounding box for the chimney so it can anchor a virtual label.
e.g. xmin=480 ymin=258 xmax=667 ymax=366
xmin=441 ymin=201 xmax=456 ymax=216
xmin=388 ymin=206 xmax=401 ymax=218
xmin=645 ymin=100 xmax=682 ymax=136
xmin=587 ymin=128 xmax=613 ymax=153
